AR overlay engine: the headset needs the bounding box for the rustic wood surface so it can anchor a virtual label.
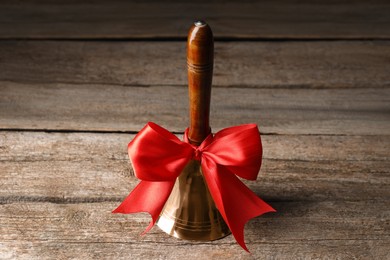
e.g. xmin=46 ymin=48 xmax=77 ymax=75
xmin=1 ymin=132 xmax=389 ymax=201
xmin=1 ymin=0 xmax=390 ymax=39
xmin=1 ymin=132 xmax=389 ymax=259
xmin=0 ymin=1 xmax=389 ymax=259
xmin=1 ymin=41 xmax=389 ymax=88
xmin=1 ymin=83 xmax=389 ymax=135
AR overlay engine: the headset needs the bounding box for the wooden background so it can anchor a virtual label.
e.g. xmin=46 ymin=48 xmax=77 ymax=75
xmin=0 ymin=0 xmax=389 ymax=259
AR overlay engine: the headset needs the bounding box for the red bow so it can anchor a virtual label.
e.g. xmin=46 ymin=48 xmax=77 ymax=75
xmin=113 ymin=122 xmax=275 ymax=251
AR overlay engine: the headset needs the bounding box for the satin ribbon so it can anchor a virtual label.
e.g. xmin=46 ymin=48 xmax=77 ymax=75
xmin=113 ymin=122 xmax=275 ymax=251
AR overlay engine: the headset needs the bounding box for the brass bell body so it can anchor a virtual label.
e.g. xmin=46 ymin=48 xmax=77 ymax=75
xmin=156 ymin=160 xmax=230 ymax=240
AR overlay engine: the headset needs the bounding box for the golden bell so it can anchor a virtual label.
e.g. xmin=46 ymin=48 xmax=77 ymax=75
xmin=156 ymin=21 xmax=230 ymax=240
xmin=156 ymin=160 xmax=231 ymax=240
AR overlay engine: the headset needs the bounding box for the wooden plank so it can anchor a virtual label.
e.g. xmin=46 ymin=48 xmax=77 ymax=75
xmin=0 ymin=201 xmax=388 ymax=259
xmin=0 ymin=0 xmax=389 ymax=39
xmin=1 ymin=131 xmax=389 ymax=202
xmin=1 ymin=83 xmax=389 ymax=135
xmin=1 ymin=41 xmax=389 ymax=88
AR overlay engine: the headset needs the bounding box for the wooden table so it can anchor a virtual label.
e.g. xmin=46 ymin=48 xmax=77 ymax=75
xmin=1 ymin=1 xmax=389 ymax=259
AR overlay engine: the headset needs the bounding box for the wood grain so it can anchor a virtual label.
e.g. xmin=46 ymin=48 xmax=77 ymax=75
xmin=0 ymin=131 xmax=388 ymax=259
xmin=0 ymin=131 xmax=388 ymax=203
xmin=0 ymin=0 xmax=389 ymax=39
xmin=1 ymin=83 xmax=389 ymax=135
xmin=0 ymin=201 xmax=388 ymax=259
xmin=1 ymin=1 xmax=389 ymax=258
xmin=1 ymin=41 xmax=389 ymax=88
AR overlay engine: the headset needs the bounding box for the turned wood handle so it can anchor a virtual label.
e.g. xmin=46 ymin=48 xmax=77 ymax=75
xmin=187 ymin=21 xmax=214 ymax=145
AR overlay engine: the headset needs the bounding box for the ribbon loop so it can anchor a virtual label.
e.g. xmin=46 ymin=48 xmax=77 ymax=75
xmin=128 ymin=122 xmax=194 ymax=182
xmin=113 ymin=122 xmax=275 ymax=251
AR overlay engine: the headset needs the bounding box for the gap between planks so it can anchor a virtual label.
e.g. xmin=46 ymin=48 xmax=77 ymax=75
xmin=3 ymin=128 xmax=389 ymax=137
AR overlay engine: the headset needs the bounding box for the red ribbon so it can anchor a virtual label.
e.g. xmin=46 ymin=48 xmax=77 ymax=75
xmin=113 ymin=122 xmax=275 ymax=251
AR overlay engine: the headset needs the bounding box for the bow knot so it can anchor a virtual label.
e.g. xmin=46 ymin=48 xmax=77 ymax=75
xmin=113 ymin=122 xmax=275 ymax=252
xmin=193 ymin=148 xmax=203 ymax=161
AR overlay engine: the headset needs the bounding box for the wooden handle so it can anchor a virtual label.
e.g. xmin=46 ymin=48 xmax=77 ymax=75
xmin=187 ymin=21 xmax=214 ymax=145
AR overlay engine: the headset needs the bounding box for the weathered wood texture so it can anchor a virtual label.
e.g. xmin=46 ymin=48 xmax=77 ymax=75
xmin=0 ymin=131 xmax=389 ymax=259
xmin=1 ymin=1 xmax=389 ymax=259
xmin=1 ymin=131 xmax=389 ymax=202
xmin=1 ymin=41 xmax=389 ymax=88
xmin=0 ymin=0 xmax=389 ymax=39
xmin=1 ymin=83 xmax=389 ymax=135
xmin=1 ymin=201 xmax=388 ymax=259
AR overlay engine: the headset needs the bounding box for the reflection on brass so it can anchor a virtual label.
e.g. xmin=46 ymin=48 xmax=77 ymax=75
xmin=156 ymin=160 xmax=231 ymax=241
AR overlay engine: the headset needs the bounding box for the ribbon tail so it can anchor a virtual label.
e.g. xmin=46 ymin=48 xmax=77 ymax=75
xmin=113 ymin=180 xmax=175 ymax=234
xmin=202 ymin=160 xmax=275 ymax=252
